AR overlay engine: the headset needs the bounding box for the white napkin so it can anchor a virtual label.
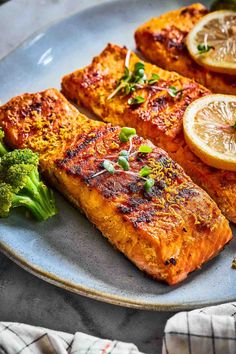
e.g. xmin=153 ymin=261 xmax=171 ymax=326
xmin=0 ymin=322 xmax=143 ymax=354
xmin=163 ymin=302 xmax=236 ymax=354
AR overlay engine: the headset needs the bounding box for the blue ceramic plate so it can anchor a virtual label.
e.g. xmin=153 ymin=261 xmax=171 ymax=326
xmin=0 ymin=0 xmax=235 ymax=310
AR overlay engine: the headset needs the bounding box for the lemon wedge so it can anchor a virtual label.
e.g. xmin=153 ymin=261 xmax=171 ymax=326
xmin=186 ymin=11 xmax=236 ymax=75
xmin=183 ymin=95 xmax=236 ymax=171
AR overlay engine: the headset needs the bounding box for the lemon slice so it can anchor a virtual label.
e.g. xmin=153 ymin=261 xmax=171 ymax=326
xmin=183 ymin=95 xmax=236 ymax=171
xmin=186 ymin=11 xmax=236 ymax=75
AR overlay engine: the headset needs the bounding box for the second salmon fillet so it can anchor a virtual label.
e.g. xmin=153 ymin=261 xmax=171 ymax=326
xmin=0 ymin=89 xmax=232 ymax=285
xmin=134 ymin=3 xmax=236 ymax=95
xmin=61 ymin=43 xmax=236 ymax=223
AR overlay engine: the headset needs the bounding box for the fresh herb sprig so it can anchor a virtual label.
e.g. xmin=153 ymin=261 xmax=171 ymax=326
xmin=92 ymin=127 xmax=155 ymax=193
xmin=148 ymin=73 xmax=160 ymax=85
xmin=107 ymin=50 xmax=183 ymax=104
xmin=128 ymin=96 xmax=145 ymax=106
xmin=119 ymin=127 xmax=136 ymax=142
xmin=197 ymin=43 xmax=214 ymax=54
xmin=107 ymin=51 xmax=147 ymax=101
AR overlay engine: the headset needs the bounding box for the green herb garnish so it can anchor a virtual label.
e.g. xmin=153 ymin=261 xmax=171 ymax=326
xmin=102 ymin=160 xmax=115 ymax=174
xmin=92 ymin=127 xmax=155 ymax=193
xmin=144 ymin=178 xmax=155 ymax=193
xmin=118 ymin=156 xmax=130 ymax=171
xmin=197 ymin=43 xmax=214 ymax=54
xmin=139 ymin=166 xmax=152 ymax=177
xmin=128 ymin=96 xmax=145 ymax=106
xmin=119 ymin=150 xmax=129 ymax=159
xmin=107 ymin=50 xmax=147 ymax=100
xmin=148 ymin=73 xmax=160 ymax=85
xmin=119 ymin=127 xmax=136 ymax=142
xmin=132 ymin=62 xmax=146 ymax=83
xmin=139 ymin=145 xmax=153 ymax=153
xmin=107 ymin=50 xmax=183 ymax=104
xmin=168 ymin=86 xmax=179 ymax=97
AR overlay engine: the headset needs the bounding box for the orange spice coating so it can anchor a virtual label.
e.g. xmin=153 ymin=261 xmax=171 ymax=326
xmin=134 ymin=3 xmax=236 ymax=95
xmin=61 ymin=43 xmax=236 ymax=222
xmin=0 ymin=89 xmax=232 ymax=285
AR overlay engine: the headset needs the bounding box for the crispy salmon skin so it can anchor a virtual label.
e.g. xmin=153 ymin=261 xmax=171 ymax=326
xmin=135 ymin=3 xmax=236 ymax=95
xmin=61 ymin=43 xmax=236 ymax=222
xmin=0 ymin=89 xmax=232 ymax=285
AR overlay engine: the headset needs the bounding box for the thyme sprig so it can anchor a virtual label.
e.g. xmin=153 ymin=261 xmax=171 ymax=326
xmin=107 ymin=50 xmax=184 ymax=104
xmin=91 ymin=127 xmax=155 ymax=193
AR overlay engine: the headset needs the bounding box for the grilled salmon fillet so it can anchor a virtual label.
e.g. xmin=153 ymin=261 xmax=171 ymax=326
xmin=61 ymin=43 xmax=236 ymax=222
xmin=134 ymin=3 xmax=236 ymax=95
xmin=0 ymin=89 xmax=232 ymax=285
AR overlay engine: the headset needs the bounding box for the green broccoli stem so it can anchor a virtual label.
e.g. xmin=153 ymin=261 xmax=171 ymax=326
xmin=0 ymin=143 xmax=8 ymax=157
xmin=14 ymin=169 xmax=57 ymax=221
xmin=12 ymin=187 xmax=57 ymax=221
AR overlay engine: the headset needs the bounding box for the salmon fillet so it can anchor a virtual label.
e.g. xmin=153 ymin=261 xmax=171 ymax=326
xmin=0 ymin=89 xmax=232 ymax=285
xmin=61 ymin=43 xmax=236 ymax=222
xmin=134 ymin=3 xmax=236 ymax=95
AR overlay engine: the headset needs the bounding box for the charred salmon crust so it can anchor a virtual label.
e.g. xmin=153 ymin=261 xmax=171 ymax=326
xmin=134 ymin=3 xmax=236 ymax=95
xmin=0 ymin=89 xmax=232 ymax=285
xmin=61 ymin=43 xmax=236 ymax=223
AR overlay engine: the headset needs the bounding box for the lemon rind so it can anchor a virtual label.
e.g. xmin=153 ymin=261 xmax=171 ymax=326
xmin=183 ymin=94 xmax=236 ymax=172
xmin=186 ymin=10 xmax=236 ymax=75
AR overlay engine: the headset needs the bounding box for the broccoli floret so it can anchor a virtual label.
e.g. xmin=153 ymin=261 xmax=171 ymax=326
xmin=1 ymin=148 xmax=39 ymax=167
xmin=0 ymin=183 xmax=13 ymax=217
xmin=6 ymin=164 xmax=37 ymax=192
xmin=0 ymin=129 xmax=8 ymax=156
xmin=0 ymin=149 xmax=57 ymax=221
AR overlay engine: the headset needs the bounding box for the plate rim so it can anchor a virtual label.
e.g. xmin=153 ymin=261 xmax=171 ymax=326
xmin=0 ymin=0 xmax=233 ymax=311
xmin=0 ymin=0 xmax=115 ymax=63
xmin=0 ymin=238 xmax=234 ymax=311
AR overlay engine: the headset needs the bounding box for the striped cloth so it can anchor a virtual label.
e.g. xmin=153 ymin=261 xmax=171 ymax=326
xmin=0 ymin=322 xmax=143 ymax=354
xmin=0 ymin=303 xmax=236 ymax=353
xmin=163 ymin=302 xmax=236 ymax=354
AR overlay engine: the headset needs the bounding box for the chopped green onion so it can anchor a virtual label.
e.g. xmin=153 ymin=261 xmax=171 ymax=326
xmin=139 ymin=145 xmax=153 ymax=153
xmin=144 ymin=178 xmax=155 ymax=193
xmin=118 ymin=156 xmax=130 ymax=171
xmin=102 ymin=160 xmax=115 ymax=174
xmin=128 ymin=96 xmax=145 ymax=106
xmin=119 ymin=127 xmax=136 ymax=142
xmin=139 ymin=166 xmax=151 ymax=177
